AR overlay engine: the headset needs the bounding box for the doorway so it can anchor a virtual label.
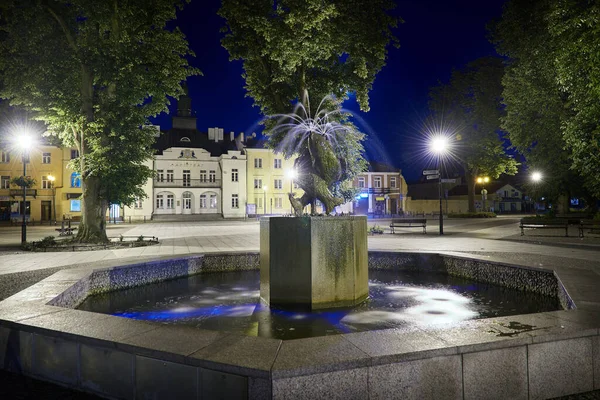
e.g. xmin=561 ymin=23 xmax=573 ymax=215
xmin=182 ymin=192 xmax=193 ymax=214
xmin=41 ymin=201 xmax=51 ymax=221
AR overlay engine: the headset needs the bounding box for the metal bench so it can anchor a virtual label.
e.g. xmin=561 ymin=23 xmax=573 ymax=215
xmin=519 ymin=218 xmax=569 ymax=236
xmin=579 ymin=220 xmax=600 ymax=238
xmin=390 ymin=218 xmax=427 ymax=234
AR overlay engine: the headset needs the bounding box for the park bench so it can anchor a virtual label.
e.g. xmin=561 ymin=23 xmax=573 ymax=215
xmin=519 ymin=218 xmax=569 ymax=237
xmin=389 ymin=218 xmax=427 ymax=234
xmin=579 ymin=219 xmax=600 ymax=238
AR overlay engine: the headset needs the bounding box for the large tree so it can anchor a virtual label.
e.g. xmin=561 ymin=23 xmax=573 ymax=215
xmin=219 ymin=0 xmax=399 ymax=214
xmin=492 ymin=0 xmax=600 ymax=209
xmin=0 ymin=0 xmax=198 ymax=242
xmin=429 ymin=57 xmax=519 ymax=212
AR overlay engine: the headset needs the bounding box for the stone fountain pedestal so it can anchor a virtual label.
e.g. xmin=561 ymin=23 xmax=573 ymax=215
xmin=260 ymin=216 xmax=368 ymax=310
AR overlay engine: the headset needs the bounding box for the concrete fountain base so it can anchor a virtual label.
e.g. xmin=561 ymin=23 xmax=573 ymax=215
xmin=260 ymin=216 xmax=368 ymax=310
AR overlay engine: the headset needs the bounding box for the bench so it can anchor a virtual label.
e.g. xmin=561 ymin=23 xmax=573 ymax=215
xmin=519 ymin=219 xmax=569 ymax=237
xmin=390 ymin=218 xmax=427 ymax=234
xmin=579 ymin=220 xmax=600 ymax=238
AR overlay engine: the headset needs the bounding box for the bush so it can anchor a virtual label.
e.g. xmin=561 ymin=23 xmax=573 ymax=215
xmin=448 ymin=212 xmax=497 ymax=218
xmin=369 ymin=225 xmax=384 ymax=234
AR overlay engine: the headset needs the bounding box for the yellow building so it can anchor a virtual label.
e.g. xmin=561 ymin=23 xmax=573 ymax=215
xmin=0 ymin=144 xmax=82 ymax=223
xmin=245 ymin=148 xmax=302 ymax=215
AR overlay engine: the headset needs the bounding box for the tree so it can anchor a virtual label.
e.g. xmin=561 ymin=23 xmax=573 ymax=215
xmin=491 ymin=0 xmax=600 ymax=209
xmin=219 ymin=0 xmax=400 ymax=214
xmin=429 ymin=57 xmax=519 ymax=212
xmin=0 ymin=0 xmax=198 ymax=242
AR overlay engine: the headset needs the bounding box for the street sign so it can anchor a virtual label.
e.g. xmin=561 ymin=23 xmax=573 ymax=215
xmin=426 ymin=174 xmax=440 ymax=180
xmin=441 ymin=179 xmax=456 ymax=183
xmin=423 ymin=169 xmax=439 ymax=175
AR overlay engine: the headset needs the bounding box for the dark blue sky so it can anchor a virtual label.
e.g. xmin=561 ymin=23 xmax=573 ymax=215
xmin=151 ymin=0 xmax=506 ymax=182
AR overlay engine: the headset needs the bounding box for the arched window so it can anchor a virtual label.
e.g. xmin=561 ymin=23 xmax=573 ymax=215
xmin=180 ymin=137 xmax=191 ymax=142
xmin=70 ymin=172 xmax=81 ymax=188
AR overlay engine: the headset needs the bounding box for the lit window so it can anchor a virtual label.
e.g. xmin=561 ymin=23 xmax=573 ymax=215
xmin=274 ymin=159 xmax=282 ymax=169
xmin=231 ymin=169 xmax=238 ymax=182
xmin=210 ymin=194 xmax=217 ymax=209
xmin=42 ymin=152 xmax=51 ymax=164
xmin=1 ymin=175 xmax=10 ymax=189
xmin=232 ymin=194 xmax=239 ymax=208
xmin=70 ymin=199 xmax=81 ymax=212
xmin=254 ymin=158 xmax=262 ymax=168
xmin=70 ymin=172 xmax=81 ymax=188
xmin=42 ymin=176 xmax=51 ymax=189
xmin=200 ymin=194 xmax=207 ymax=208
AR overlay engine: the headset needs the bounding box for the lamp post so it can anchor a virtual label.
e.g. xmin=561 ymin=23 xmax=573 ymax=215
xmin=262 ymin=185 xmax=268 ymax=216
xmin=287 ymin=169 xmax=296 ymax=214
xmin=476 ymin=176 xmax=490 ymax=212
xmin=48 ymin=174 xmax=56 ymax=223
xmin=429 ymin=136 xmax=449 ymax=235
xmin=15 ymin=132 xmax=34 ymax=244
xmin=531 ymin=171 xmax=542 ymax=214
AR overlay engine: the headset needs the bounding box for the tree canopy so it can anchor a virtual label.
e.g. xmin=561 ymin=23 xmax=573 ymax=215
xmin=0 ymin=0 xmax=198 ymax=241
xmin=429 ymin=57 xmax=519 ymax=212
xmin=492 ymin=0 xmax=600 ymax=207
xmin=219 ymin=0 xmax=400 ymax=213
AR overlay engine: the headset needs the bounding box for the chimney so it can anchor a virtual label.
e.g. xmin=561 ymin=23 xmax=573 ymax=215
xmin=230 ymin=131 xmax=234 ymax=141
xmin=240 ymin=132 xmax=244 ymax=142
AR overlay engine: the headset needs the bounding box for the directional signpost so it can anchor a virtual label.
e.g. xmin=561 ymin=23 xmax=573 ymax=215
xmin=423 ymin=169 xmax=439 ymax=176
xmin=441 ymin=178 xmax=456 ymax=184
xmin=426 ymin=174 xmax=440 ymax=180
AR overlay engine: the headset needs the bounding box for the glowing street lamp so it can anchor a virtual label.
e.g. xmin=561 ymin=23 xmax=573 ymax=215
xmin=531 ymin=171 xmax=542 ymax=182
xmin=262 ymin=185 xmax=268 ymax=216
xmin=428 ymin=135 xmax=450 ymax=235
xmin=476 ymin=176 xmax=490 ymax=212
xmin=48 ymin=174 xmax=56 ymax=223
xmin=14 ymin=130 xmax=36 ymax=244
xmin=531 ymin=171 xmax=543 ymax=214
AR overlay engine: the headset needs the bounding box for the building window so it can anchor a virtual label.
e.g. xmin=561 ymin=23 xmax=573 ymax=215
xmin=200 ymin=194 xmax=207 ymax=208
xmin=231 ymin=169 xmax=238 ymax=182
xmin=0 ymin=152 xmax=9 ymax=163
xmin=166 ymin=170 xmax=174 ymax=183
xmin=167 ymin=194 xmax=174 ymax=209
xmin=134 ymin=198 xmax=143 ymax=209
xmin=1 ymin=175 xmax=10 ymax=189
xmin=274 ymin=159 xmax=282 ymax=169
xmin=255 ymin=197 xmax=263 ymax=209
xmin=70 ymin=172 xmax=81 ymax=188
xmin=390 ymin=177 xmax=397 ymax=188
xmin=183 ymin=170 xmax=191 ymax=187
xmin=274 ymin=179 xmax=282 ymax=190
xmin=254 ymin=178 xmax=262 ymax=189
xmin=374 ymin=177 xmax=382 ymax=188
xmin=42 ymin=152 xmax=51 ymax=164
xmin=70 ymin=199 xmax=81 ymax=212
xmin=157 ymin=170 xmax=164 ymax=182
xmin=156 ymin=194 xmax=164 ymax=209
xmin=200 ymin=170 xmax=207 ymax=182
xmin=274 ymin=197 xmax=282 ymax=208
xmin=254 ymin=158 xmax=262 ymax=168
xmin=358 ymin=177 xmax=365 ymax=188
xmin=42 ymin=176 xmax=51 ymax=189
xmin=70 ymin=149 xmax=79 ymax=160
xmin=209 ymin=170 xmax=216 ymax=183
xmin=232 ymin=194 xmax=239 ymax=208
xmin=210 ymin=194 xmax=217 ymax=209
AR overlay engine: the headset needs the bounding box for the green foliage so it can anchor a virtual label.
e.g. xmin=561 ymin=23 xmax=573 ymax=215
xmin=369 ymin=225 xmax=384 ymax=234
xmin=491 ymin=0 xmax=600 ymax=201
xmin=10 ymin=176 xmax=36 ymax=188
xmin=137 ymin=235 xmax=145 ymax=242
xmin=429 ymin=57 xmax=519 ymax=212
xmin=448 ymin=212 xmax=497 ymax=219
xmin=0 ymin=0 xmax=199 ymax=241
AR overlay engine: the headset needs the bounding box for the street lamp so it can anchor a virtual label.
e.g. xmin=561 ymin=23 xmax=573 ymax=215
xmin=14 ymin=131 xmax=35 ymax=244
xmin=531 ymin=171 xmax=543 ymax=214
xmin=429 ymin=135 xmax=449 ymax=235
xmin=48 ymin=174 xmax=56 ymax=223
xmin=262 ymin=185 xmax=268 ymax=216
xmin=286 ymin=169 xmax=297 ymax=214
xmin=476 ymin=176 xmax=490 ymax=212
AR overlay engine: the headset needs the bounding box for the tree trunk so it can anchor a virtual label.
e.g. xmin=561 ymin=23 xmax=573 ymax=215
xmin=76 ymin=176 xmax=108 ymax=243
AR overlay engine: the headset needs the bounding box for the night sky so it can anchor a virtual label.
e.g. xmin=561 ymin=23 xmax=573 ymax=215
xmin=151 ymin=0 xmax=507 ymax=182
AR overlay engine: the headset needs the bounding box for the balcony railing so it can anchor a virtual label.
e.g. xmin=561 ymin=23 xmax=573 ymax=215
xmin=9 ymin=189 xmax=38 ymax=198
xmin=154 ymin=178 xmax=221 ymax=188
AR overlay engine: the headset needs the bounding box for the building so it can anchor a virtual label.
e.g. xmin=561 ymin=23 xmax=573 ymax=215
xmin=151 ymin=88 xmax=247 ymax=219
xmin=0 ymin=145 xmax=83 ymax=223
xmin=352 ymin=163 xmax=408 ymax=216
